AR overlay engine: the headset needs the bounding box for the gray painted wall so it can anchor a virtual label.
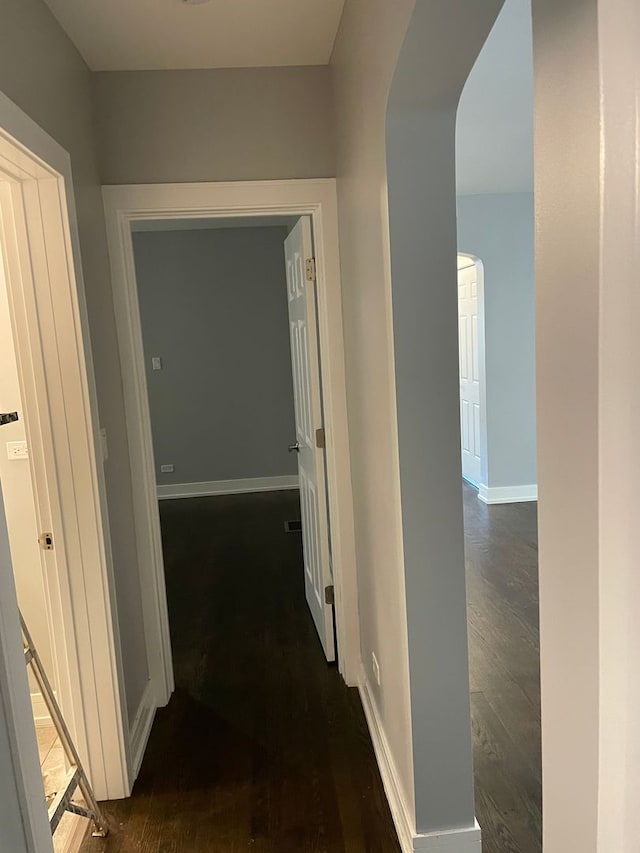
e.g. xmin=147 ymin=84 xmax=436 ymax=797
xmin=133 ymin=227 xmax=297 ymax=486
xmin=0 ymin=0 xmax=148 ymax=722
xmin=457 ymin=192 xmax=537 ymax=488
xmin=386 ymin=0 xmax=504 ymax=836
xmin=94 ymin=67 xmax=336 ymax=185
xmin=456 ymin=0 xmax=534 ymax=195
xmin=331 ymin=0 xmax=417 ymax=815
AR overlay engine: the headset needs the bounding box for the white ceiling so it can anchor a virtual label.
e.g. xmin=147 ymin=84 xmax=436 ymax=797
xmin=456 ymin=0 xmax=534 ymax=195
xmin=42 ymin=0 xmax=346 ymax=71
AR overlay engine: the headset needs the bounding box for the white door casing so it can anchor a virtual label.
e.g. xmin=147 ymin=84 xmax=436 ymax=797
xmin=458 ymin=260 xmax=482 ymax=486
xmin=103 ymin=179 xmax=359 ymax=790
xmin=284 ymin=217 xmax=335 ymax=661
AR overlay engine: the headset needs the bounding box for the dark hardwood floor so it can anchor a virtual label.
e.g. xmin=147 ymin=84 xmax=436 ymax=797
xmin=463 ymin=482 xmax=542 ymax=853
xmin=79 ymin=484 xmax=540 ymax=853
xmin=80 ymin=490 xmax=400 ymax=853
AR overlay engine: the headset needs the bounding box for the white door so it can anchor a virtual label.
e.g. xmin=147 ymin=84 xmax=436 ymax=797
xmin=284 ymin=217 xmax=335 ymax=661
xmin=458 ymin=261 xmax=482 ymax=485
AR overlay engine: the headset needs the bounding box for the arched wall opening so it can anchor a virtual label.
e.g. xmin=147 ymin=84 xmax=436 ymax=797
xmin=383 ymin=0 xmax=640 ymax=850
xmin=385 ymin=0 xmax=505 ymax=837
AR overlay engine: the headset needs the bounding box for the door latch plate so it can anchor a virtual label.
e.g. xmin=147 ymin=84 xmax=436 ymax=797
xmin=38 ymin=532 xmax=54 ymax=551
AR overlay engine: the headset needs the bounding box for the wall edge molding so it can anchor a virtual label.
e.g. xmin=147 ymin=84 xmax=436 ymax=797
xmin=358 ymin=667 xmax=481 ymax=852
xmin=129 ymin=680 xmax=156 ymax=781
xmin=478 ymin=483 xmax=537 ymax=504
xmin=157 ymin=475 xmax=299 ymax=500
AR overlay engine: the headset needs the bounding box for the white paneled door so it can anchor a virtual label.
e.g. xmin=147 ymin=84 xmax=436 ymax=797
xmin=458 ymin=261 xmax=482 ymax=486
xmin=284 ymin=218 xmax=335 ymax=661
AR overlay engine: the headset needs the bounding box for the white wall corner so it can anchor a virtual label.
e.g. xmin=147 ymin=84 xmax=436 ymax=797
xmin=157 ymin=475 xmax=300 ymax=501
xmin=478 ymin=483 xmax=537 ymax=504
xmin=358 ymin=668 xmax=481 ymax=853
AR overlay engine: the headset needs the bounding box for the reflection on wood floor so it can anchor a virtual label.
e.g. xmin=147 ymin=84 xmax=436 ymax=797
xmin=463 ymin=481 xmax=542 ymax=853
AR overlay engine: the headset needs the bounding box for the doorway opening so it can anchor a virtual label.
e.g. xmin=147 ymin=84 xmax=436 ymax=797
xmin=102 ymin=179 xmax=359 ymax=798
xmin=97 ymin=182 xmax=382 ymax=848
xmin=0 ymin=234 xmax=87 ymax=851
xmin=0 ymin=93 xmax=126 ymax=851
xmin=129 ymin=212 xmax=336 ymax=660
xmin=455 ymin=1 xmax=540 ymax=849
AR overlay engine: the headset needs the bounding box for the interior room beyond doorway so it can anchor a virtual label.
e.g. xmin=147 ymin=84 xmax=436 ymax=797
xmin=76 ymin=210 xmax=398 ymax=850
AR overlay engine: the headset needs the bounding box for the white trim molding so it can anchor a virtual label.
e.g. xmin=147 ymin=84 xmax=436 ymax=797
xmin=478 ymin=484 xmax=538 ymax=504
xmin=129 ymin=680 xmax=156 ymax=780
xmin=359 ymin=669 xmax=481 ymax=853
xmin=157 ymin=475 xmax=299 ymax=500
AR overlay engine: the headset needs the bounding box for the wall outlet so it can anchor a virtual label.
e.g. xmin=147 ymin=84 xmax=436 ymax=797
xmin=160 ymin=464 xmax=174 ymax=473
xmin=6 ymin=441 xmax=28 ymax=461
xmin=372 ymin=651 xmax=381 ymax=687
xmin=151 ymin=356 xmax=162 ymax=371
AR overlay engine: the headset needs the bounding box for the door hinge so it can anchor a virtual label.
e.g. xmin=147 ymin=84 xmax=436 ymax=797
xmin=324 ymin=584 xmax=335 ymax=606
xmin=305 ymin=257 xmax=316 ymax=282
xmin=315 ymin=427 xmax=326 ymax=449
xmin=38 ymin=532 xmax=54 ymax=551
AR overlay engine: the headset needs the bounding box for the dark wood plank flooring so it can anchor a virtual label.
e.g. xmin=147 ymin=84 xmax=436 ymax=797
xmin=80 ymin=491 xmax=400 ymax=852
xmin=79 ymin=484 xmax=540 ymax=853
xmin=463 ymin=482 xmax=541 ymax=853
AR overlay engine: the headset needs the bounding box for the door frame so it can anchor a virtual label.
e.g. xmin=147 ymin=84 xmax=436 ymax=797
xmin=102 ymin=179 xmax=360 ymax=773
xmin=0 ymin=86 xmax=128 ymax=853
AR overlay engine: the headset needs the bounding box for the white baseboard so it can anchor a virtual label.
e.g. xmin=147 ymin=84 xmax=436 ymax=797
xmin=478 ymin=483 xmax=537 ymax=504
xmin=358 ymin=668 xmax=481 ymax=852
xmin=31 ymin=691 xmax=52 ymax=726
xmin=157 ymin=475 xmax=299 ymax=500
xmin=129 ymin=680 xmax=156 ymax=781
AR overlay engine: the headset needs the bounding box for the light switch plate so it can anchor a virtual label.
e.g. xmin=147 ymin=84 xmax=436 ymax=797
xmin=7 ymin=441 xmax=28 ymax=460
xmin=152 ymin=356 xmax=162 ymax=371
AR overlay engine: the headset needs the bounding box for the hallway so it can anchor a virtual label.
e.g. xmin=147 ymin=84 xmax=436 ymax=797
xmin=81 ymin=490 xmax=400 ymax=852
xmin=464 ymin=483 xmax=541 ymax=853
xmin=77 ymin=486 xmax=541 ymax=853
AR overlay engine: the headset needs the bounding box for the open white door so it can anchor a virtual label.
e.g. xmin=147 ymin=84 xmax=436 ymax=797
xmin=458 ymin=260 xmax=482 ymax=486
xmin=284 ymin=217 xmax=335 ymax=661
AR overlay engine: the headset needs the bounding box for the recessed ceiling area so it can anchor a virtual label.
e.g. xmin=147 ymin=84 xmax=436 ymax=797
xmin=41 ymin=0 xmax=346 ymax=71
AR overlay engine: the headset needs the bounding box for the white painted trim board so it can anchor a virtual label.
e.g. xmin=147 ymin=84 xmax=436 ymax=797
xmin=129 ymin=680 xmax=156 ymax=780
xmin=478 ymin=484 xmax=538 ymax=504
xmin=358 ymin=667 xmax=481 ymax=852
xmin=157 ymin=475 xmax=299 ymax=500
